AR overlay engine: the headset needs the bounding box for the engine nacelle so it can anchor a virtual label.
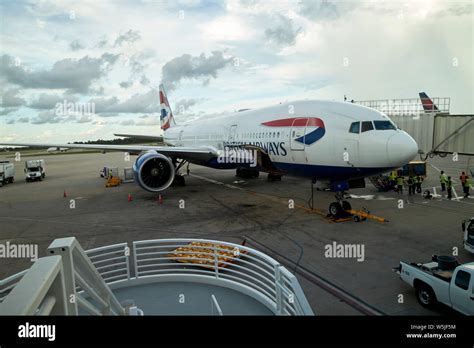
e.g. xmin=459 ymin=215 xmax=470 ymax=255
xmin=133 ymin=151 xmax=175 ymax=192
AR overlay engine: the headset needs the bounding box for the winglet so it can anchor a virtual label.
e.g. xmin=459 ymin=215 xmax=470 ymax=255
xmin=419 ymin=92 xmax=439 ymax=112
xmin=159 ymin=84 xmax=175 ymax=130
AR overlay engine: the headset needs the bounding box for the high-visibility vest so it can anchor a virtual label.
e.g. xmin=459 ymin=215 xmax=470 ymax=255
xmin=397 ymin=177 xmax=404 ymax=186
xmin=447 ymin=180 xmax=453 ymax=189
xmin=440 ymin=174 xmax=447 ymax=183
xmin=464 ymin=179 xmax=471 ymax=188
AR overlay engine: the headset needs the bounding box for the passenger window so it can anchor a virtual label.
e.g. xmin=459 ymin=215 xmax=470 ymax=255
xmin=349 ymin=122 xmax=360 ymax=134
xmin=361 ymin=121 xmax=374 ymax=132
xmin=454 ymin=270 xmax=471 ymax=291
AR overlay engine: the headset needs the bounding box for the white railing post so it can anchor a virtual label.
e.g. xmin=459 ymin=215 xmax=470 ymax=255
xmin=213 ymin=245 xmax=219 ymax=278
xmin=47 ymin=237 xmax=78 ymax=315
xmin=211 ymin=294 xmax=223 ymax=316
xmin=274 ymin=264 xmax=283 ymax=315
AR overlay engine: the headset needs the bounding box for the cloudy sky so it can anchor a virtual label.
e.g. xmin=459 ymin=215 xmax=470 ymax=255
xmin=0 ymin=0 xmax=472 ymax=143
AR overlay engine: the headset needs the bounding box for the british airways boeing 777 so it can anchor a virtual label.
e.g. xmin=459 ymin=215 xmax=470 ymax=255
xmin=0 ymin=85 xmax=418 ymax=216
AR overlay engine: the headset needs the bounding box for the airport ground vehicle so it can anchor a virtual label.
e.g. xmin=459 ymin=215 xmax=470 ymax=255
xmin=463 ymin=218 xmax=474 ymax=254
xmin=0 ymin=161 xmax=15 ymax=187
xmin=25 ymin=159 xmax=45 ymax=182
xmin=394 ymin=256 xmax=474 ymax=315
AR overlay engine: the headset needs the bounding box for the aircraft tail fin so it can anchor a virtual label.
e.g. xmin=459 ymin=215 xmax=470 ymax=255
xmin=159 ymin=84 xmax=176 ymax=130
xmin=419 ymin=92 xmax=439 ymax=112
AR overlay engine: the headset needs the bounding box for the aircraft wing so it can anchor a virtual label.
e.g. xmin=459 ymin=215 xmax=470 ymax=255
xmin=114 ymin=133 xmax=163 ymax=142
xmin=0 ymin=142 xmax=218 ymax=163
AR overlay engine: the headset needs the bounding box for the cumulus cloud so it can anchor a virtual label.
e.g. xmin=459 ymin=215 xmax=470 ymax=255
xmin=70 ymin=39 xmax=85 ymax=51
xmin=1 ymin=88 xmax=26 ymax=107
xmin=7 ymin=117 xmax=30 ymax=124
xmin=119 ymin=81 xmax=133 ymax=89
xmin=298 ymin=0 xmax=341 ymax=21
xmin=0 ymin=53 xmax=120 ymax=93
xmin=264 ymin=14 xmax=302 ymax=46
xmin=29 ymin=93 xmax=77 ymax=109
xmin=120 ymin=119 xmax=135 ymax=126
xmin=107 ymin=90 xmax=160 ymax=113
xmin=30 ymin=110 xmax=62 ymax=124
xmin=114 ymin=29 xmax=141 ymax=47
xmin=174 ymin=98 xmax=200 ymax=114
xmin=86 ymin=90 xmax=160 ymax=115
xmin=161 ymin=51 xmax=233 ymax=91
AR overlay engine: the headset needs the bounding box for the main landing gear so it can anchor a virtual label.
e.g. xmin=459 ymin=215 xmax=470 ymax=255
xmin=236 ymin=167 xmax=260 ymax=179
xmin=171 ymin=159 xmax=187 ymax=187
xmin=328 ymin=192 xmax=352 ymax=218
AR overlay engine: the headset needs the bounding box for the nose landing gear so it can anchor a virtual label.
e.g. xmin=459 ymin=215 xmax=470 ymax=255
xmin=328 ymin=192 xmax=352 ymax=218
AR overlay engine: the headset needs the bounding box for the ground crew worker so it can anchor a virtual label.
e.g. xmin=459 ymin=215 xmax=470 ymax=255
xmin=464 ymin=176 xmax=471 ymax=198
xmin=396 ymin=174 xmax=404 ymax=194
xmin=407 ymin=175 xmax=415 ymax=195
xmin=416 ymin=175 xmax=423 ymax=193
xmin=388 ymin=172 xmax=396 ymax=190
xmin=460 ymin=171 xmax=467 ymax=186
xmin=446 ymin=176 xmax=453 ymax=200
xmin=440 ymin=171 xmax=448 ymax=191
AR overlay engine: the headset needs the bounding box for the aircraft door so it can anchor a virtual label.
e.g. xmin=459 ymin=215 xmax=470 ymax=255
xmin=290 ymin=118 xmax=308 ymax=151
xmin=228 ymin=124 xmax=237 ymax=143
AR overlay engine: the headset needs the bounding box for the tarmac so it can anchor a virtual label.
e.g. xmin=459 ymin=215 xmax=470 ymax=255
xmin=0 ymin=151 xmax=472 ymax=315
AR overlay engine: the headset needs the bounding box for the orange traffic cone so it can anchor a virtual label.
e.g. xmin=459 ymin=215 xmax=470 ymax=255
xmin=128 ymin=194 xmax=132 ymax=202
xmin=63 ymin=190 xmax=67 ymax=198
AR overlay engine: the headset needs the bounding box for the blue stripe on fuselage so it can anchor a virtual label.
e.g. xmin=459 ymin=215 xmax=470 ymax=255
xmin=202 ymin=158 xmax=392 ymax=180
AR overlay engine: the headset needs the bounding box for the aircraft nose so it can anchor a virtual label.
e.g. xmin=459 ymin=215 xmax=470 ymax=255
xmin=386 ymin=132 xmax=418 ymax=167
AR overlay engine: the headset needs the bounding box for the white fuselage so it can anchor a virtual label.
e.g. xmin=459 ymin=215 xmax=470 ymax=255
xmin=164 ymin=100 xmax=418 ymax=182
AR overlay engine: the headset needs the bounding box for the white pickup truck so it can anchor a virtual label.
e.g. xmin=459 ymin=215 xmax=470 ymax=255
xmin=394 ymin=256 xmax=474 ymax=315
xmin=462 ymin=218 xmax=474 ymax=254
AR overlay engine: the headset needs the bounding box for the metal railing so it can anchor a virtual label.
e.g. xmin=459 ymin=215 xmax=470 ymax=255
xmin=0 ymin=256 xmax=67 ymax=315
xmin=132 ymin=239 xmax=313 ymax=315
xmin=356 ymin=97 xmax=450 ymax=116
xmin=0 ymin=238 xmax=313 ymax=315
xmin=0 ymin=238 xmax=127 ymax=315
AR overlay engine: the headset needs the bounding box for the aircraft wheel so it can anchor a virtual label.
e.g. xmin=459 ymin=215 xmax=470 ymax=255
xmin=329 ymin=202 xmax=343 ymax=217
xmin=253 ymin=170 xmax=260 ymax=178
xmin=172 ymin=175 xmax=185 ymax=187
xmin=341 ymin=201 xmax=351 ymax=211
xmin=353 ymin=215 xmax=361 ymax=222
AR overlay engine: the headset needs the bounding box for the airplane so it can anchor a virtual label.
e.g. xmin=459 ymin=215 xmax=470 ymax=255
xmin=47 ymin=147 xmax=69 ymax=153
xmin=419 ymin=92 xmax=439 ymax=113
xmin=0 ymin=85 xmax=418 ymax=217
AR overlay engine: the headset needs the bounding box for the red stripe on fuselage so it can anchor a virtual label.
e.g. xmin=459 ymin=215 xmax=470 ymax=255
xmin=262 ymin=117 xmax=324 ymax=128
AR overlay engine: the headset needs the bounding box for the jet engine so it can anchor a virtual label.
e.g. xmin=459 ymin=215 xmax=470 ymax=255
xmin=133 ymin=151 xmax=175 ymax=192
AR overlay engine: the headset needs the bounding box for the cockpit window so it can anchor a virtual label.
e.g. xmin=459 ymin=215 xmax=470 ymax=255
xmin=374 ymin=120 xmax=396 ymax=130
xmin=361 ymin=121 xmax=374 ymax=132
xmin=349 ymin=122 xmax=360 ymax=134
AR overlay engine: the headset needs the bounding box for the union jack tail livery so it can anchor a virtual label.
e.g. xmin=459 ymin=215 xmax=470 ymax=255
xmin=159 ymin=84 xmax=175 ymax=130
